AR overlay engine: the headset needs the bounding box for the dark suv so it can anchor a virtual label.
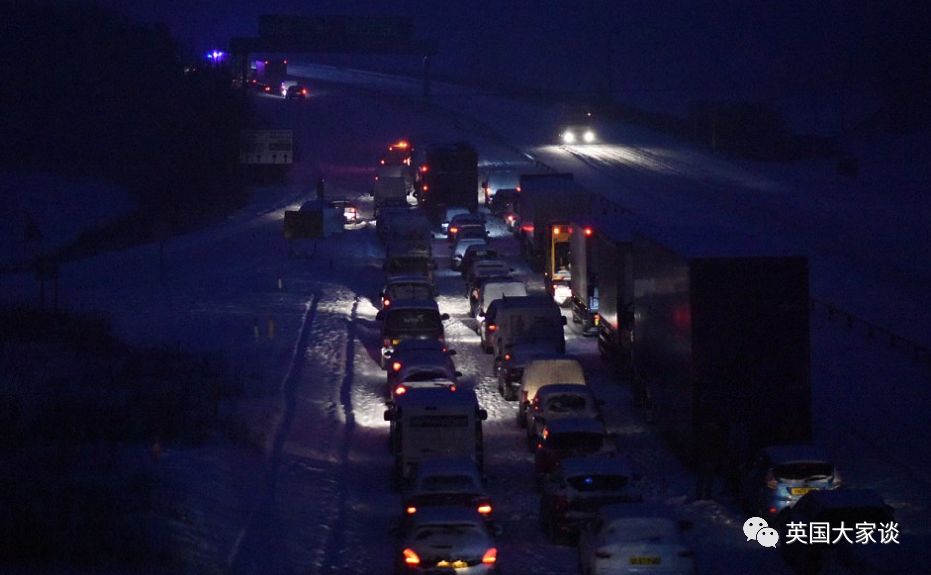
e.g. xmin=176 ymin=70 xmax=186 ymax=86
xmin=285 ymin=84 xmax=308 ymax=99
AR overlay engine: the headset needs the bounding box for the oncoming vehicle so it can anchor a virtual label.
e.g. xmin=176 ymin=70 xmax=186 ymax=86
xmin=377 ymin=300 xmax=449 ymax=368
xmin=559 ymin=111 xmax=597 ymax=145
xmin=394 ymin=507 xmax=500 ymax=574
xmin=526 ymin=384 xmax=602 ymax=449
xmin=403 ymin=458 xmax=494 ymax=523
xmin=578 ymin=505 xmax=695 ymax=575
xmin=540 ymin=456 xmax=642 ymax=540
xmin=385 ymin=387 xmax=488 ymax=486
xmin=739 ymin=444 xmax=842 ymax=518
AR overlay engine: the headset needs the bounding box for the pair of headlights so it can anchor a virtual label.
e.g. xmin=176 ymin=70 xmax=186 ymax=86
xmin=562 ymin=130 xmax=595 ymax=144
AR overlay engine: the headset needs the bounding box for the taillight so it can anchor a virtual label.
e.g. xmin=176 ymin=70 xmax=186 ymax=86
xmin=405 ymin=506 xmax=417 ymax=515
xmin=449 ymin=385 xmax=457 ymax=392
xmin=392 ymin=361 xmax=402 ymax=372
xmin=504 ymin=353 xmax=511 ymax=361
xmin=395 ymin=386 xmax=407 ymax=396
xmin=301 ymin=88 xmax=307 ymax=95
xmin=487 ymin=323 xmax=497 ymax=332
xmin=383 ymin=298 xmax=391 ymax=307
xmin=482 ymin=548 xmax=497 ymax=565
xmin=449 ymin=227 xmax=459 ymax=234
xmin=507 ymin=215 xmax=515 ymax=222
xmin=477 ymin=503 xmax=493 ymax=515
xmin=403 ymin=548 xmax=420 ymax=565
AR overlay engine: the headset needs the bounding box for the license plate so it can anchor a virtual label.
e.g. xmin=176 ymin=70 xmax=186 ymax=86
xmin=630 ymin=556 xmax=661 ymax=565
xmin=436 ymin=560 xmax=468 ymax=568
xmin=791 ymin=487 xmax=816 ymax=496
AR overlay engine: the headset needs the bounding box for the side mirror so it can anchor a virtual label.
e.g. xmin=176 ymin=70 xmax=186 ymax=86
xmin=478 ymin=311 xmax=485 ymax=318
xmin=376 ymin=310 xmax=385 ymax=321
xmin=478 ymin=409 xmax=488 ymax=421
xmin=383 ymin=410 xmax=393 ymax=421
xmin=455 ymin=371 xmax=463 ymax=377
xmin=440 ymin=313 xmax=450 ymax=321
xmin=562 ymin=316 xmax=568 ymax=325
xmin=447 ymin=349 xmax=457 ymax=356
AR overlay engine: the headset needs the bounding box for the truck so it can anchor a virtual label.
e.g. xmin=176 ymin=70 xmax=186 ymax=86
xmin=416 ymin=143 xmax=479 ymax=224
xmin=373 ymin=140 xmax=415 ymax=207
xmin=515 ymin=174 xmax=591 ymax=282
xmin=630 ymin=228 xmax=812 ymax=473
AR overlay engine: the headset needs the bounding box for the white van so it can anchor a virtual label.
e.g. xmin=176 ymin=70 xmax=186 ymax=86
xmin=475 ymin=278 xmax=527 ymax=319
xmin=492 ymin=295 xmax=567 ymax=358
xmin=517 ymin=356 xmax=586 ymax=426
xmin=385 ymin=387 xmax=488 ymax=486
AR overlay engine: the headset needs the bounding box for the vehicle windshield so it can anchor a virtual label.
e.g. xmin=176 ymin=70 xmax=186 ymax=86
xmin=408 ymin=415 xmax=469 ymax=428
xmin=566 ymin=474 xmax=629 ymax=492
xmin=421 ymin=475 xmax=478 ymax=492
xmin=386 ymin=310 xmax=442 ymax=332
xmin=414 ymin=524 xmax=481 ymax=541
xmin=386 ymin=258 xmax=431 ymax=274
xmin=404 ymin=371 xmax=448 ymax=382
xmin=510 ymin=314 xmax=562 ymax=338
xmin=458 ymin=228 xmax=485 ymax=240
xmin=544 ymin=394 xmax=589 ymax=413
xmin=387 ymin=284 xmax=433 ymax=300
xmin=548 ymin=432 xmax=604 ymax=452
xmin=775 ymin=462 xmax=835 ymax=481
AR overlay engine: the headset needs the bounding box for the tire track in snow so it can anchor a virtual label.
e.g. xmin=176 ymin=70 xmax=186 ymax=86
xmin=319 ymin=295 xmax=359 ymax=575
xmin=228 ymin=292 xmax=320 ymax=574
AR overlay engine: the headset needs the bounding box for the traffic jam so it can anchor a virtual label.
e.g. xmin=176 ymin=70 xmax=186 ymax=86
xmin=310 ymin=136 xmax=891 ymax=575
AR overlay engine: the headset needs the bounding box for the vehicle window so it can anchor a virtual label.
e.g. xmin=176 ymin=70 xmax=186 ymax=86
xmin=544 ymin=394 xmax=589 ymax=413
xmin=549 ymin=432 xmax=604 ymax=452
xmin=388 ymin=284 xmax=433 ymax=300
xmin=774 ymin=462 xmax=834 ymax=481
xmin=566 ymin=474 xmax=629 ymax=492
xmin=405 ymin=371 xmax=446 ymax=382
xmin=386 ymin=310 xmax=442 ymax=332
xmin=414 ymin=525 xmax=480 ymax=540
xmin=409 ymin=415 xmax=469 ymax=428
xmin=555 ymin=242 xmax=571 ymax=270
xmin=386 ymin=258 xmax=430 ymax=272
xmin=421 ymin=475 xmax=478 ymax=492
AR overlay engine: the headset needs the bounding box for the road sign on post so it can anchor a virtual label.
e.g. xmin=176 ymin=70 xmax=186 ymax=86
xmin=240 ymin=130 xmax=293 ymax=164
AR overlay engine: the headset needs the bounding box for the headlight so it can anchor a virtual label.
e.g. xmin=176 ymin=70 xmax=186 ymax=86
xmin=562 ymin=131 xmax=575 ymax=144
xmin=583 ymin=130 xmax=595 ymax=143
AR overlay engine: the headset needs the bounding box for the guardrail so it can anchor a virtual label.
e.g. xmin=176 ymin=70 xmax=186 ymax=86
xmin=810 ymin=297 xmax=931 ymax=375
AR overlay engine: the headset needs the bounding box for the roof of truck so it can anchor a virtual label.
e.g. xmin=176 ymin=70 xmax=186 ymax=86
xmin=634 ymin=219 xmax=804 ymax=260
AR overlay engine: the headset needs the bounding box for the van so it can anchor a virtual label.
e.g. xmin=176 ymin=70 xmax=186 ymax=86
xmin=517 ymin=356 xmax=586 ymax=423
xmin=383 ymin=242 xmax=436 ymax=283
xmin=491 ymin=295 xmax=566 ymax=358
xmin=475 ymin=278 xmax=527 ymax=319
xmin=384 ymin=387 xmax=488 ymax=486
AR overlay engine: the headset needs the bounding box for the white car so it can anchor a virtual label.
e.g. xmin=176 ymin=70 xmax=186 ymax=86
xmin=578 ymin=505 xmax=695 ymax=575
xmin=394 ymin=507 xmax=500 ymax=574
xmin=525 ymin=383 xmax=602 ymax=449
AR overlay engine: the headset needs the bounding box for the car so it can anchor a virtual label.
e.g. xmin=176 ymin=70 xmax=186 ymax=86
xmin=285 ymin=84 xmax=308 ymax=98
xmin=376 ymin=300 xmax=449 ymax=369
xmin=540 ymin=456 xmax=642 ymax=541
xmin=449 ymin=222 xmax=488 ymax=244
xmin=394 ymin=507 xmax=499 ymax=574
xmin=488 ymin=188 xmax=518 ymax=215
xmin=389 ymin=377 xmax=459 ymax=404
xmin=381 ymin=276 xmax=437 ymax=309
xmin=465 ymin=260 xmax=512 ymax=296
xmin=387 ymin=339 xmax=457 ymax=385
xmin=451 ymin=238 xmax=488 ymax=271
xmin=497 ymin=342 xmax=566 ymax=401
xmin=474 ymin=278 xmax=527 ymax=320
xmin=446 ymin=212 xmax=485 ymax=238
xmin=384 ymin=242 xmax=435 ymax=282
xmin=327 ymin=199 xmax=359 ymax=223
xmin=459 ymin=245 xmax=499 ymax=279
xmin=777 ymin=489 xmax=897 ymax=575
xmin=516 ymin=356 xmax=585 ymax=422
xmin=739 ymin=444 xmax=842 ymax=518
xmin=525 ymin=384 xmax=602 ymax=450
xmin=534 ymin=418 xmax=614 ymax=480
xmin=403 ymin=458 xmax=494 ymax=523
xmin=559 ymin=110 xmax=596 ymax=144
xmin=488 ymin=294 xmax=566 ymax=360
xmin=578 ymin=504 xmax=695 ymax=575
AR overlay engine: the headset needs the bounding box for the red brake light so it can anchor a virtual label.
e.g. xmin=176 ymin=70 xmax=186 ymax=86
xmin=487 ymin=323 xmax=496 ymax=332
xmin=420 ymin=165 xmax=429 ymax=173
xmin=449 ymin=385 xmax=457 ymax=392
xmin=477 ymin=503 xmax=493 ymax=515
xmin=422 ymin=184 xmax=429 ymax=191
xmin=383 ymin=298 xmax=391 ymax=307
xmin=395 ymin=385 xmax=407 ymax=396
xmin=403 ymin=548 xmax=420 ymax=565
xmin=450 ymin=227 xmax=459 ymax=234
xmin=553 ymin=226 xmax=561 ymax=234
xmin=584 ymin=227 xmax=593 ymax=236
xmin=504 ymin=353 xmax=511 ymax=361
xmin=392 ymin=361 xmax=402 ymax=372
xmin=482 ymin=548 xmax=497 ymax=565
xmin=301 ymin=88 xmax=307 ymax=95
xmin=405 ymin=506 xmax=417 ymax=515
